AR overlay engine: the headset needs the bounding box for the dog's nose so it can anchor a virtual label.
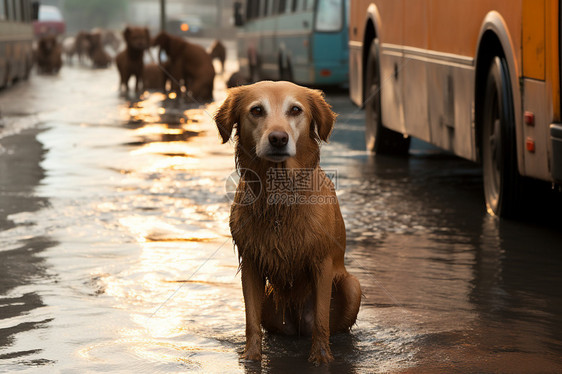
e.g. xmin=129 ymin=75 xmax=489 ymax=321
xmin=268 ymin=131 xmax=289 ymax=148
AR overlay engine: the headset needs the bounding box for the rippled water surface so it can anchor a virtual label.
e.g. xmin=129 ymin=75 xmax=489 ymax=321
xmin=1 ymin=59 xmax=562 ymax=373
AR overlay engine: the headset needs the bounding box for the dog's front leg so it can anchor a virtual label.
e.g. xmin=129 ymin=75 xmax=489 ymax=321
xmin=309 ymin=257 xmax=335 ymax=365
xmin=241 ymin=259 xmax=265 ymax=361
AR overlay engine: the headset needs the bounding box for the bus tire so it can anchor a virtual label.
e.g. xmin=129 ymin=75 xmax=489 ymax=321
xmin=481 ymin=56 xmax=523 ymax=218
xmin=365 ymin=39 xmax=410 ymax=155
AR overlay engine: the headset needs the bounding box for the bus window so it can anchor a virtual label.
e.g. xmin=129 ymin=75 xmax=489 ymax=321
xmin=246 ymin=0 xmax=260 ymax=20
xmin=291 ymin=0 xmax=298 ymax=12
xmin=315 ymin=0 xmax=343 ymax=32
xmin=14 ymin=0 xmax=21 ymax=21
xmin=0 ymin=1 xmax=5 ymax=21
xmin=305 ymin=0 xmax=315 ymax=11
xmin=279 ymin=0 xmax=288 ymax=14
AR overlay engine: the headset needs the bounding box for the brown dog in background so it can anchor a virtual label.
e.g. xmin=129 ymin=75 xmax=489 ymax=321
xmin=152 ymin=31 xmax=215 ymax=102
xmin=214 ymin=81 xmax=361 ymax=365
xmin=88 ymin=31 xmax=112 ymax=68
xmin=36 ymin=35 xmax=62 ymax=74
xmin=209 ymin=39 xmax=226 ymax=74
xmin=115 ymin=26 xmax=150 ymax=92
xmin=142 ymin=63 xmax=166 ymax=91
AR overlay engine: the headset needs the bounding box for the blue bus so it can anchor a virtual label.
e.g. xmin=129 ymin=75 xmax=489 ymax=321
xmin=233 ymin=0 xmax=349 ymax=86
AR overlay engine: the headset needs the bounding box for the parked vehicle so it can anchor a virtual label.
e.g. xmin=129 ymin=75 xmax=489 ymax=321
xmin=166 ymin=16 xmax=203 ymax=37
xmin=33 ymin=4 xmax=65 ymax=37
xmin=0 ymin=0 xmax=37 ymax=88
xmin=348 ymin=0 xmax=562 ymax=218
xmin=233 ymin=0 xmax=349 ymax=86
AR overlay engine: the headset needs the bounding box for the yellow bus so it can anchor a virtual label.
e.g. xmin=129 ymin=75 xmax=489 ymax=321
xmin=348 ymin=0 xmax=562 ymax=218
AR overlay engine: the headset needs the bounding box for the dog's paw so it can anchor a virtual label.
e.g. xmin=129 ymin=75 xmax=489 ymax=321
xmin=308 ymin=343 xmax=334 ymax=366
xmin=241 ymin=346 xmax=262 ymax=361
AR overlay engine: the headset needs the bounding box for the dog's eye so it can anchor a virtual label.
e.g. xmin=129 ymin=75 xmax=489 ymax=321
xmin=250 ymin=105 xmax=264 ymax=117
xmin=289 ymin=106 xmax=302 ymax=116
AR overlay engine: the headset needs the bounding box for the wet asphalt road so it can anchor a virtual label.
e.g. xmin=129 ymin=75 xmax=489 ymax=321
xmin=1 ymin=43 xmax=562 ymax=373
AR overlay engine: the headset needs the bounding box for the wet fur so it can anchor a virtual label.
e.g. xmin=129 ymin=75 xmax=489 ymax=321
xmin=214 ymin=81 xmax=361 ymax=365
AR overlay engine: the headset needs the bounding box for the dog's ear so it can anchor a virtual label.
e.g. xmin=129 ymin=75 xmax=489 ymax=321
xmin=308 ymin=89 xmax=337 ymax=142
xmin=123 ymin=27 xmax=131 ymax=42
xmin=214 ymin=87 xmax=243 ymax=143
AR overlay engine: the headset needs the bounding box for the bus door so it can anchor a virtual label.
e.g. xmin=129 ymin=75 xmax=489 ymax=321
xmin=311 ymin=0 xmax=349 ymax=84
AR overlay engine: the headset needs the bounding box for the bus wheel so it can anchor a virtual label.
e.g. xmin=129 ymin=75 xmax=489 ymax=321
xmin=481 ymin=56 xmax=522 ymax=218
xmin=365 ymin=40 xmax=410 ymax=155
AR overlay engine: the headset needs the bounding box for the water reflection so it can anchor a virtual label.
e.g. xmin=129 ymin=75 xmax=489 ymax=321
xmin=0 ymin=129 xmax=56 ymax=366
xmin=1 ymin=65 xmax=561 ymax=372
xmin=323 ymin=129 xmax=562 ymax=372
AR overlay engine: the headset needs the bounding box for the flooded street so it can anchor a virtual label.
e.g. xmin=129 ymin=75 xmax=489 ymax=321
xmin=1 ymin=46 xmax=562 ymax=373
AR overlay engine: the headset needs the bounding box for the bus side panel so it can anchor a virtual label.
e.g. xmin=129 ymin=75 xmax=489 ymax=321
xmin=259 ymin=16 xmax=280 ymax=80
xmin=276 ymin=10 xmax=315 ymax=84
xmin=348 ymin=0 xmax=366 ymax=106
xmin=377 ymin=0 xmax=406 ymax=134
xmin=312 ymin=31 xmax=349 ymax=85
xmin=523 ymin=79 xmax=552 ymax=180
xmin=402 ymin=0 xmax=431 ymax=142
xmin=426 ymin=62 xmax=475 ymax=159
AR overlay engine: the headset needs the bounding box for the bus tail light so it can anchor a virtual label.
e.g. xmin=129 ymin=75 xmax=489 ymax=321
xmin=320 ymin=69 xmax=332 ymax=77
xmin=526 ymin=137 xmax=536 ymax=152
xmin=524 ymin=111 xmax=535 ymax=126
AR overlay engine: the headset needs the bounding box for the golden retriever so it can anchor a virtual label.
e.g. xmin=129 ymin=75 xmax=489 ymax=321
xmin=214 ymin=81 xmax=361 ymax=365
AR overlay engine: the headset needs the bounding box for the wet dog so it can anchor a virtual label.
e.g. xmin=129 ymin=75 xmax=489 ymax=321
xmin=226 ymin=71 xmax=249 ymax=88
xmin=115 ymin=26 xmax=150 ymax=92
xmin=36 ymin=35 xmax=62 ymax=74
xmin=88 ymin=32 xmax=112 ymax=68
xmin=74 ymin=31 xmax=91 ymax=65
xmin=152 ymin=31 xmax=215 ymax=102
xmin=214 ymin=81 xmax=361 ymax=365
xmin=142 ymin=63 xmax=166 ymax=91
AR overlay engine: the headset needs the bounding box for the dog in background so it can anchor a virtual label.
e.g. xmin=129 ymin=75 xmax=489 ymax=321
xmin=115 ymin=26 xmax=150 ymax=92
xmin=152 ymin=31 xmax=215 ymax=102
xmin=36 ymin=35 xmax=62 ymax=74
xmin=142 ymin=63 xmax=166 ymax=91
xmin=74 ymin=31 xmax=91 ymax=65
xmin=88 ymin=31 xmax=112 ymax=68
xmin=226 ymin=71 xmax=249 ymax=88
xmin=214 ymin=81 xmax=361 ymax=365
xmin=209 ymin=39 xmax=226 ymax=74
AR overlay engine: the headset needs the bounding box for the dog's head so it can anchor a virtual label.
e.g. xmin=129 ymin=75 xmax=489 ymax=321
xmin=214 ymin=81 xmax=336 ymax=168
xmin=123 ymin=26 xmax=150 ymax=51
xmin=86 ymin=32 xmax=103 ymax=48
xmin=152 ymin=31 xmax=185 ymax=58
xmin=39 ymin=35 xmax=57 ymax=53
